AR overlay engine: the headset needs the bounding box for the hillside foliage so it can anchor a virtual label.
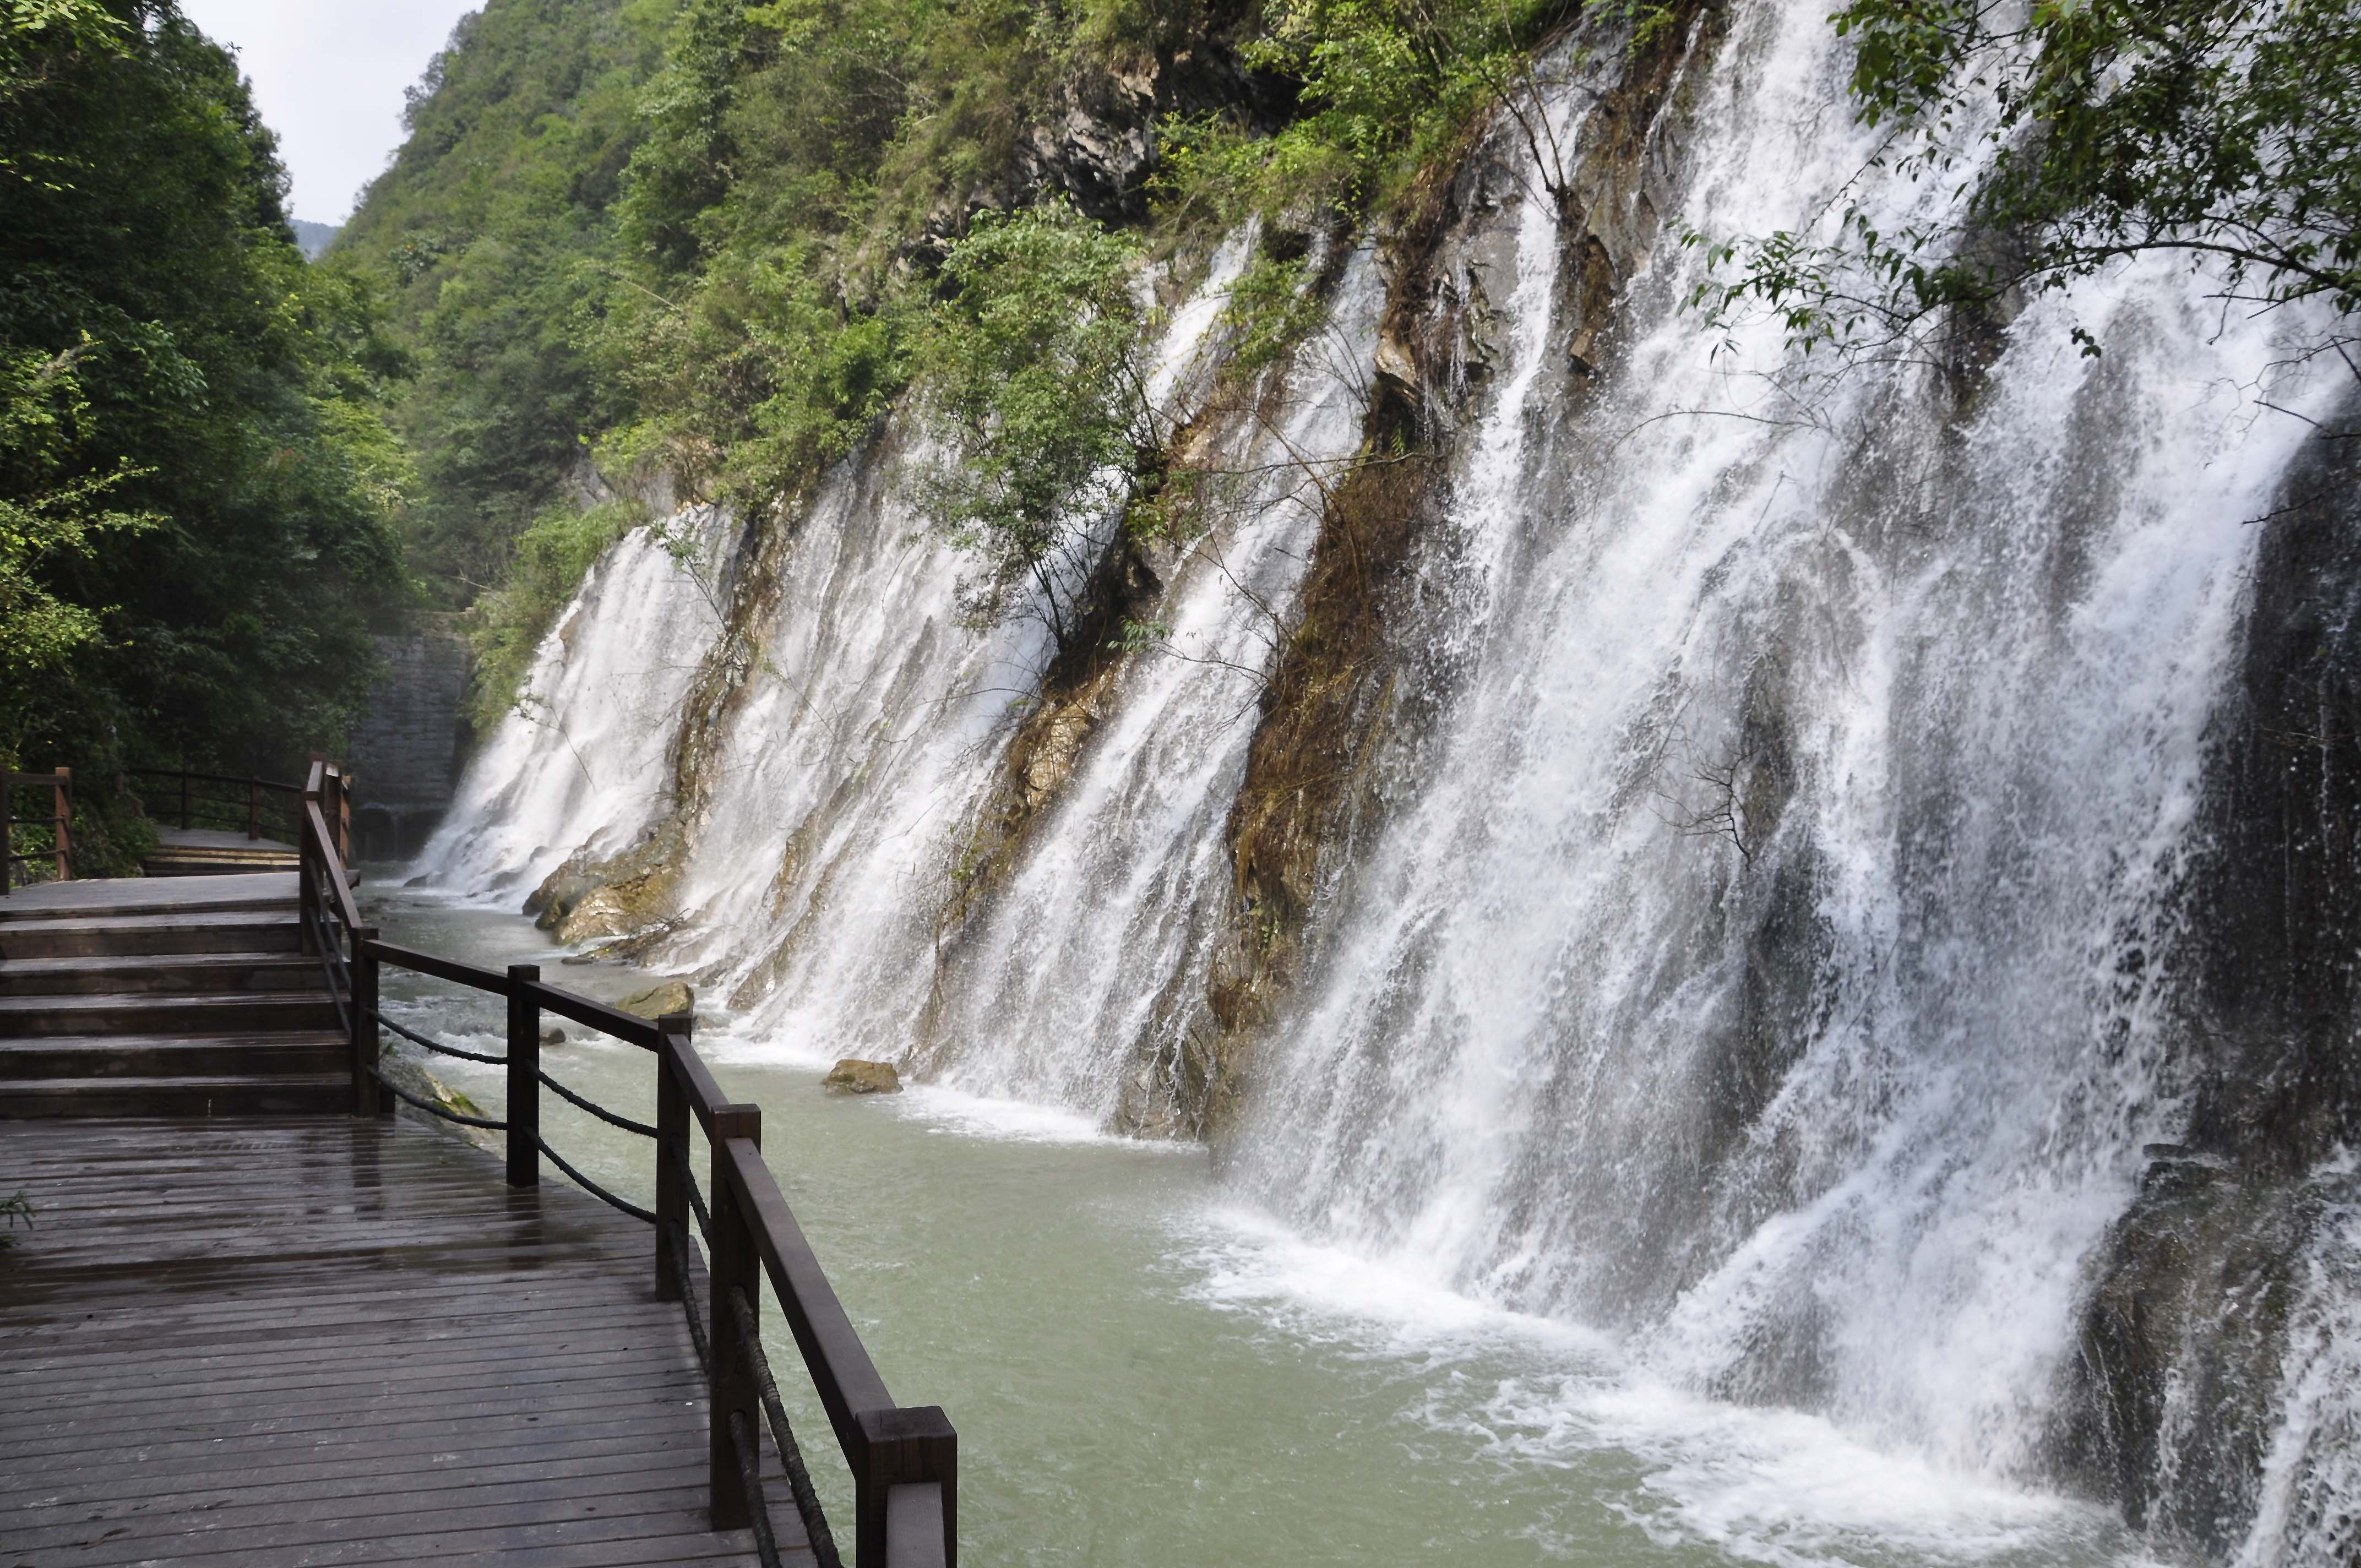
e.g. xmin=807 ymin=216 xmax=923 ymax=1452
xmin=1691 ymin=0 xmax=2361 ymax=371
xmin=1 ymin=0 xmax=406 ymax=857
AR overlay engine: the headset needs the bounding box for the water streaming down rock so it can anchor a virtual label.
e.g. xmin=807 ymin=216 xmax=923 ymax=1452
xmin=416 ymin=510 xmax=731 ymax=899
xmin=633 ymin=236 xmax=1297 ymax=1078
xmin=1226 ymin=1 xmax=2359 ymax=1559
xmin=910 ymin=246 xmax=1386 ymax=1128
xmin=411 ymin=1 xmax=2361 ymax=1556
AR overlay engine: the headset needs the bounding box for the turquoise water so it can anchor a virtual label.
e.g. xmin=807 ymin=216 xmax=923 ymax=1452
xmin=363 ymin=878 xmax=2150 ymax=1568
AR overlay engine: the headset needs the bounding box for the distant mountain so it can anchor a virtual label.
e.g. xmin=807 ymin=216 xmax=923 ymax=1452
xmin=291 ymin=219 xmax=339 ymax=260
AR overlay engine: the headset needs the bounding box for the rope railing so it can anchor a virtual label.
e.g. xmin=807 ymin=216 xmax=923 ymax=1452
xmin=537 ymin=1136 xmax=657 ymax=1224
xmin=539 ymin=1068 xmax=659 ymax=1139
xmin=730 ymin=1281 xmax=847 ymax=1568
xmin=366 ymin=1065 xmax=510 ymax=1131
xmin=366 ymin=1007 xmax=507 ymax=1065
xmin=668 ymin=1219 xmax=714 ymax=1375
xmin=729 ymin=1406 xmax=788 ymax=1568
xmin=671 ymin=1133 xmax=716 ymax=1244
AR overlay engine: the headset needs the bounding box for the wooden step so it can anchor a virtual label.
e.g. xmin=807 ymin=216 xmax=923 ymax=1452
xmin=144 ymin=858 xmax=300 ymax=878
xmin=0 ymin=1073 xmax=350 ymax=1118
xmin=0 ymin=990 xmax=340 ymax=1038
xmin=0 ymin=911 xmax=300 ymax=960
xmin=0 ymin=1032 xmax=347 ymax=1080
xmin=0 ymin=951 xmax=320 ymax=998
xmin=0 ymin=873 xmax=295 ymax=922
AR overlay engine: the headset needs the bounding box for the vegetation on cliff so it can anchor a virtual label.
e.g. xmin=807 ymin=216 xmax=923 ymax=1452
xmin=341 ymin=0 xmax=1638 ymax=717
xmin=1 ymin=1 xmax=406 ymax=847
xmin=1693 ymin=0 xmax=2361 ymax=372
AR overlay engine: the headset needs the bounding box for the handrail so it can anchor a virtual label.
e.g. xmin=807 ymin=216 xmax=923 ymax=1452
xmin=128 ymin=766 xmax=306 ymax=793
xmin=338 ymin=903 xmax=956 ymax=1566
xmin=1 ymin=767 xmax=73 ymax=894
xmin=304 ymin=799 xmax=365 ymax=934
xmin=129 ymin=764 xmax=308 ymax=842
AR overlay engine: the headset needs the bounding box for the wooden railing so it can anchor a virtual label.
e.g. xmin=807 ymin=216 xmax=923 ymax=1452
xmin=1 ymin=767 xmax=73 ymax=895
xmin=126 ymin=765 xmax=337 ymax=851
xmin=292 ymin=761 xmax=955 ymax=1568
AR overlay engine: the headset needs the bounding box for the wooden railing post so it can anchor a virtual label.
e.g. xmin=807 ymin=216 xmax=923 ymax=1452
xmin=297 ymin=770 xmax=320 ymax=957
xmin=507 ymin=964 xmax=540 ymax=1188
xmin=856 ymin=1407 xmax=959 ymax=1568
xmin=338 ymin=769 xmax=354 ymax=864
xmin=655 ymin=1015 xmax=692 ymax=1302
xmin=247 ymin=777 xmax=260 ymax=841
xmin=352 ymin=928 xmax=381 ymax=1117
xmin=51 ymin=767 xmax=70 ymax=882
xmin=708 ymin=1103 xmax=762 ymax=1531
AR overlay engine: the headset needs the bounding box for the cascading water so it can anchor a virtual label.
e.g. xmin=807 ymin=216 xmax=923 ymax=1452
xmin=409 ymin=1 xmax=2361 ymax=1558
xmin=1232 ymin=0 xmax=2355 ymax=1548
xmin=417 ymin=508 xmax=731 ymax=896
xmin=912 ymin=246 xmax=1385 ymax=1123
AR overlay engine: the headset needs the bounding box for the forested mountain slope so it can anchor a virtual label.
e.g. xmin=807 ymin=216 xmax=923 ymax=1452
xmin=1 ymin=1 xmax=406 ymax=853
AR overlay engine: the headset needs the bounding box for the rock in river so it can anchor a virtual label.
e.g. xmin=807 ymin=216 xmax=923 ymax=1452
xmin=620 ymin=980 xmax=694 ymax=1020
xmin=824 ymin=1059 xmax=902 ymax=1095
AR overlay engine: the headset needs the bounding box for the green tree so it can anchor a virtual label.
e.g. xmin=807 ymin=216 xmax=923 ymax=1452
xmin=913 ymin=203 xmax=1155 ymax=647
xmin=1 ymin=0 xmax=407 ymax=798
xmin=1689 ymin=0 xmax=2361 ymax=369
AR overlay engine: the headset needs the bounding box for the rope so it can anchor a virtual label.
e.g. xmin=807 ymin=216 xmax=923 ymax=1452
xmin=728 ymin=1407 xmax=787 ymax=1568
xmin=730 ymin=1283 xmax=844 ymax=1568
xmin=669 ymin=1220 xmax=712 ymax=1376
xmin=539 ymin=1069 xmax=658 ymax=1138
xmin=367 ymin=1066 xmax=509 ymax=1130
xmin=537 ymin=1137 xmax=656 ymax=1224
xmin=367 ymin=1008 xmax=507 ymax=1064
xmin=670 ymin=1134 xmax=714 ymax=1245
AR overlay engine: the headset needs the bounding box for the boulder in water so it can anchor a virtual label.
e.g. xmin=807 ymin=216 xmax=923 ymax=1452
xmin=824 ymin=1059 xmax=901 ymax=1095
xmin=620 ymin=980 xmax=694 ymax=1021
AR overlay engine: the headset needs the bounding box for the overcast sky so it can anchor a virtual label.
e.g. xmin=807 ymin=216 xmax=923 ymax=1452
xmin=179 ymin=1 xmax=483 ymax=226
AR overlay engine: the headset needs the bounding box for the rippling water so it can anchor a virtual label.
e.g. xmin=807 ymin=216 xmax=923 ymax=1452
xmin=366 ymin=878 xmax=2155 ymax=1568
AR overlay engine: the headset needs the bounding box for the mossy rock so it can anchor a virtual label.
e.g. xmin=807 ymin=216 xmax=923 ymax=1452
xmin=824 ymin=1059 xmax=901 ymax=1095
xmin=620 ymin=980 xmax=694 ymax=1021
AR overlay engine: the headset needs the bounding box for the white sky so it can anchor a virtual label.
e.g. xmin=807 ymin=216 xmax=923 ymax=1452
xmin=178 ymin=1 xmax=485 ymax=225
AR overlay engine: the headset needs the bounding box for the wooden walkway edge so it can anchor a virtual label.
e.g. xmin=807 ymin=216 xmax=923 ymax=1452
xmin=0 ymin=1117 xmax=790 ymax=1566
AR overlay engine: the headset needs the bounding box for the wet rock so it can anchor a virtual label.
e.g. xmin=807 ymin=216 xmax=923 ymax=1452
xmin=379 ymin=1050 xmax=502 ymax=1157
xmin=529 ymin=823 xmax=688 ymax=943
xmin=620 ymin=980 xmax=694 ymax=1021
xmin=824 ymin=1059 xmax=902 ymax=1095
xmin=1020 ymin=703 xmax=1095 ymax=810
xmin=557 ymin=885 xmax=638 ymax=944
xmin=539 ymin=1026 xmax=566 ymax=1047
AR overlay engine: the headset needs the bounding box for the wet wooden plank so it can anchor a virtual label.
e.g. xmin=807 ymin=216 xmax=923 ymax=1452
xmin=0 ymin=1116 xmax=777 ymax=1566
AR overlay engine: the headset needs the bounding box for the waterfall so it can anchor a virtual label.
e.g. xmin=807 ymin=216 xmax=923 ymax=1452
xmin=1234 ymin=0 xmax=2349 ymax=1525
xmin=414 ymin=0 xmax=2360 ymax=1555
xmin=415 ymin=509 xmax=731 ymax=897
xmin=641 ymin=235 xmax=1288 ymax=1075
xmin=912 ymin=246 xmax=1386 ymax=1123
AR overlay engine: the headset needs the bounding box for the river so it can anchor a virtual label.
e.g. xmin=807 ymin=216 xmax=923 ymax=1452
xmin=366 ymin=876 xmax=2154 ymax=1568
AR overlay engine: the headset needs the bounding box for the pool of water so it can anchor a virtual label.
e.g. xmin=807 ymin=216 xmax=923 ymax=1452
xmin=362 ymin=876 xmax=2154 ymax=1568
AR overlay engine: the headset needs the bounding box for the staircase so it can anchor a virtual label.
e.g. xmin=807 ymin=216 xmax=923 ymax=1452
xmin=142 ymin=826 xmax=303 ymax=878
xmin=0 ymin=873 xmax=347 ymax=1117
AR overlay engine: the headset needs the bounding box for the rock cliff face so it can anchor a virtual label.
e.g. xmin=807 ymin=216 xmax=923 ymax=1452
xmin=2051 ymin=416 xmax=2361 ymax=1556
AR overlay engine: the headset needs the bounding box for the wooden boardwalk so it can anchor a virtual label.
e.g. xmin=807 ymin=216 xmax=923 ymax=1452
xmin=0 ymin=1116 xmax=788 ymax=1566
xmin=1 ymin=787 xmax=950 ymax=1568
